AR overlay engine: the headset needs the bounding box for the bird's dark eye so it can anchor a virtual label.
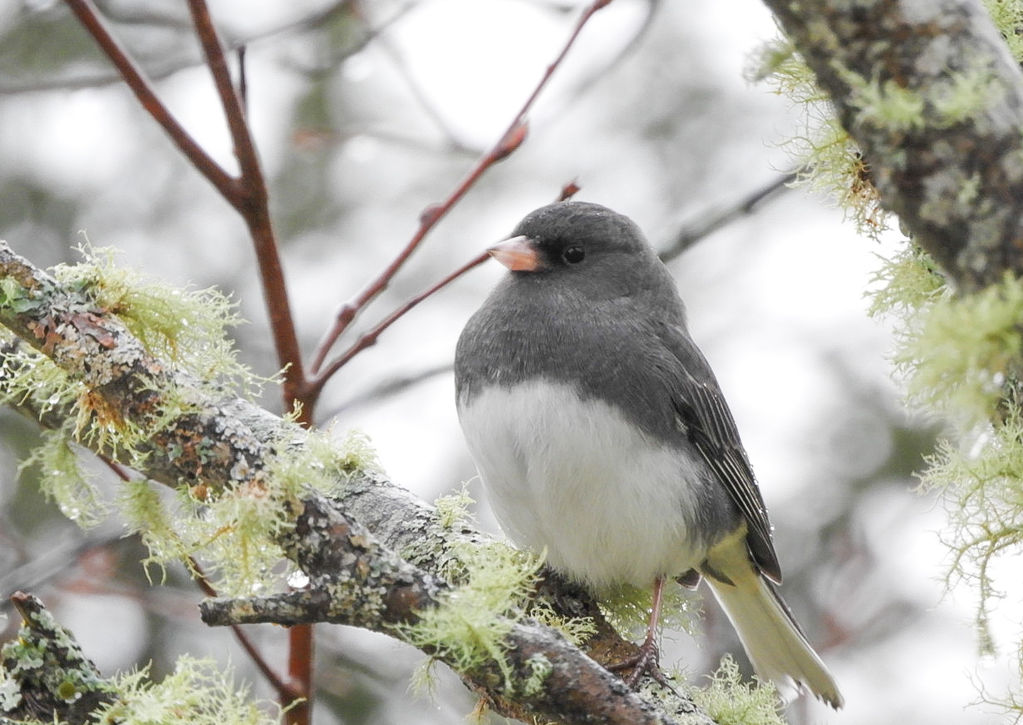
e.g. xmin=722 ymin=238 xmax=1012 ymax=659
xmin=562 ymin=246 xmax=585 ymax=264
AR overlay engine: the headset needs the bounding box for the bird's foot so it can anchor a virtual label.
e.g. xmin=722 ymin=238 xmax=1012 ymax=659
xmin=607 ymin=637 xmax=675 ymax=691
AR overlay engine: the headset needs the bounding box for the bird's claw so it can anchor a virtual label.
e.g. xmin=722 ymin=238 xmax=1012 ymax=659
xmin=607 ymin=640 xmax=676 ymax=691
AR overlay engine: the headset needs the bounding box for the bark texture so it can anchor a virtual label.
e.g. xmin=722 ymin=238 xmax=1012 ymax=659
xmin=764 ymin=0 xmax=1023 ymax=289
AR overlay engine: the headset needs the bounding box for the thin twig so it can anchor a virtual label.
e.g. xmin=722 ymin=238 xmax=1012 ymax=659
xmin=97 ymin=455 xmax=299 ymax=703
xmin=186 ymin=0 xmax=256 ymax=204
xmin=62 ymin=0 xmax=238 ymax=202
xmin=190 ymin=559 xmax=299 ymax=701
xmin=323 ymin=363 xmax=452 ymax=417
xmin=659 ymin=172 xmax=796 ymax=262
xmin=375 ymin=36 xmax=478 ymax=155
xmin=238 ymin=46 xmax=249 ymax=115
xmin=185 ymin=0 xmax=306 ymax=406
xmin=182 ymin=8 xmax=314 ymax=720
xmin=6 ymin=2 xmax=367 ymax=97
xmin=308 ymin=0 xmax=616 ymax=380
xmin=307 ymin=251 xmax=490 ymax=401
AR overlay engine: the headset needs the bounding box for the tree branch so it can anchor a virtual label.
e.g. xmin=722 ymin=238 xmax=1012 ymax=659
xmin=0 ymin=240 xmax=713 ymax=725
xmin=306 ymin=250 xmax=490 ymax=401
xmin=2 ymin=592 xmax=115 ymax=724
xmin=199 ymin=495 xmax=705 ymax=725
xmin=183 ymin=0 xmax=306 ymax=408
xmin=62 ymin=0 xmax=239 ymax=203
xmin=658 ymin=172 xmax=796 ymax=262
xmin=762 ymin=0 xmax=1023 ymax=290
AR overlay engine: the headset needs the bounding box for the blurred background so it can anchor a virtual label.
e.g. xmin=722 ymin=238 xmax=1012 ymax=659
xmin=0 ymin=0 xmax=1012 ymax=723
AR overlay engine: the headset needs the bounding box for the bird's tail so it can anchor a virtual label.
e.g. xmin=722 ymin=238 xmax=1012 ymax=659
xmin=703 ymin=538 xmax=844 ymax=708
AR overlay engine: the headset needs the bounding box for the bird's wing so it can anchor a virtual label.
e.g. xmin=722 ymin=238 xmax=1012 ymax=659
xmin=660 ymin=324 xmax=782 ymax=583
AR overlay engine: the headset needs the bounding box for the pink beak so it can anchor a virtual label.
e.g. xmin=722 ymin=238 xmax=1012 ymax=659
xmin=487 ymin=235 xmax=543 ymax=272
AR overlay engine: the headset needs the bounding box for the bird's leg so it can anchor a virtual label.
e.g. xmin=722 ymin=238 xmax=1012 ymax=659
xmin=608 ymin=575 xmax=674 ymax=689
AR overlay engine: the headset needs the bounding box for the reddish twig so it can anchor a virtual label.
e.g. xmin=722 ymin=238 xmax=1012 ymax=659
xmin=95 ymin=456 xmax=301 ymax=706
xmin=559 ymin=180 xmax=582 ymax=201
xmin=62 ymin=0 xmax=238 ymax=203
xmin=97 ymin=454 xmax=133 ymax=483
xmin=183 ymin=6 xmax=313 ymax=718
xmin=66 ymin=0 xmax=307 ymax=402
xmin=185 ymin=0 xmax=259 ymax=205
xmin=306 ymin=250 xmax=491 ymax=402
xmin=191 ymin=559 xmax=299 ymax=702
xmin=308 ymin=0 xmax=615 ymax=380
xmin=70 ymin=2 xmax=312 ymax=720
xmin=286 ymin=626 xmax=314 ymax=724
xmin=237 ymin=46 xmax=249 ymax=115
xmin=184 ymin=0 xmax=306 ymax=406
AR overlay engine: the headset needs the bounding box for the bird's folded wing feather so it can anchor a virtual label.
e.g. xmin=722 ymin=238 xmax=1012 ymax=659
xmin=660 ymin=325 xmax=782 ymax=583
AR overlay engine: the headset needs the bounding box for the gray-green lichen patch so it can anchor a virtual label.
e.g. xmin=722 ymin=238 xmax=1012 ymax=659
xmin=920 ymin=411 xmax=1023 ymax=655
xmin=520 ymin=653 xmax=553 ymax=697
xmin=688 ymin=656 xmax=785 ymax=725
xmin=1 ymin=244 xmax=382 ymax=598
xmin=92 ymin=657 xmax=278 ymax=725
xmin=1 ymin=593 xmax=112 ymax=722
xmin=397 ymin=542 xmax=544 ymax=694
xmin=52 ymin=244 xmax=259 ymax=395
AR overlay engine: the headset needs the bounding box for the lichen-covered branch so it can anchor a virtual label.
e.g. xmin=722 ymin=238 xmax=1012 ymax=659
xmin=199 ymin=501 xmax=697 ymax=725
xmin=0 ymin=239 xmax=713 ymax=725
xmin=1 ymin=592 xmax=115 ymax=724
xmin=200 ymin=494 xmax=450 ymax=632
xmin=763 ymin=0 xmax=1023 ymax=290
xmin=1 ymin=593 xmax=280 ymax=725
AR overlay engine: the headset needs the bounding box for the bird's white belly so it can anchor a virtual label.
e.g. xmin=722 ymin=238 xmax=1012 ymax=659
xmin=458 ymin=379 xmax=706 ymax=590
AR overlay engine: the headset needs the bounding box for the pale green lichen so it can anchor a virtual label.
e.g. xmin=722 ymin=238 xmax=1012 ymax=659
xmin=521 ymin=653 xmax=553 ymax=697
xmin=93 ymin=657 xmax=279 ymax=725
xmin=748 ymin=40 xmax=886 ymax=237
xmin=0 ymin=343 xmax=86 ymax=424
xmin=330 ymin=428 xmax=379 ymax=478
xmin=267 ymin=426 xmax=363 ymax=496
xmin=931 ymin=66 xmax=1006 ymax=128
xmin=844 ymin=72 xmax=927 ymax=132
xmin=434 ymin=483 xmax=477 ymax=530
xmin=918 ymin=412 xmax=1023 ymax=654
xmin=867 ymin=222 xmax=1023 ymax=712
xmin=397 ymin=542 xmax=544 ymax=694
xmin=527 ymin=600 xmax=596 ymax=648
xmin=983 ymin=0 xmax=1023 ymax=62
xmin=118 ymin=426 xmax=367 ymax=596
xmin=52 ymin=244 xmax=261 ymax=395
xmin=19 ymin=430 xmax=108 ymax=528
xmin=870 ymin=249 xmax=1023 ymax=426
xmin=867 ymin=244 xmax=947 ymax=318
xmin=0 ymin=675 xmax=21 ymax=712
xmin=118 ymin=477 xmax=193 ymax=584
xmin=896 ymin=272 xmax=1023 ymax=425
xmin=599 ymin=581 xmax=699 ymax=641
xmin=3 ymin=245 xmax=384 ymax=596
xmin=869 ymin=244 xmax=1023 ymax=710
xmin=842 ymin=64 xmax=1003 ymax=134
xmin=689 ymin=656 xmax=784 ymax=725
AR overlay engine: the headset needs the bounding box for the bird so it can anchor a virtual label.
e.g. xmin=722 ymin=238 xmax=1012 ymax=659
xmin=453 ymin=200 xmax=843 ymax=707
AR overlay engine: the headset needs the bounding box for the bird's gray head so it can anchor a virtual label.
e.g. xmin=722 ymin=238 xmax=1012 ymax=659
xmin=488 ymin=201 xmax=663 ymax=301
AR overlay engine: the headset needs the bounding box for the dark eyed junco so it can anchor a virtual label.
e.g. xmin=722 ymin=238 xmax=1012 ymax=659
xmin=454 ymin=201 xmax=843 ymax=707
